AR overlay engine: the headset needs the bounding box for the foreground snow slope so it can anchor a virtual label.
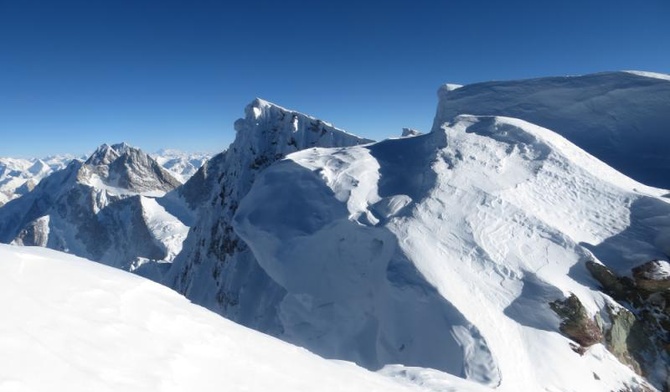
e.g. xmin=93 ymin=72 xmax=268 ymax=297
xmin=234 ymin=115 xmax=668 ymax=391
xmin=0 ymin=244 xmax=423 ymax=392
xmin=433 ymin=71 xmax=670 ymax=188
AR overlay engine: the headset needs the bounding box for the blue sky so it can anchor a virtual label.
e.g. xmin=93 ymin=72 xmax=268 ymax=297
xmin=1 ymin=0 xmax=668 ymax=157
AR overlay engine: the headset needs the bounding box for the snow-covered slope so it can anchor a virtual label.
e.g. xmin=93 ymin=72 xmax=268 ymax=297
xmin=0 ymin=243 xmax=422 ymax=392
xmin=152 ymin=149 xmax=210 ymax=183
xmin=0 ymin=155 xmax=74 ymax=206
xmin=0 ymin=143 xmax=186 ymax=270
xmin=433 ymin=71 xmax=670 ymax=188
xmin=162 ymin=98 xmax=372 ymax=333
xmin=233 ymin=115 xmax=668 ymax=391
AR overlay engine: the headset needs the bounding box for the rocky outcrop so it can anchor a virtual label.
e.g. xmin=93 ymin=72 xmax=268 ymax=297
xmin=550 ymin=294 xmax=602 ymax=350
xmin=586 ymin=260 xmax=669 ymax=390
xmin=633 ymin=260 xmax=670 ymax=292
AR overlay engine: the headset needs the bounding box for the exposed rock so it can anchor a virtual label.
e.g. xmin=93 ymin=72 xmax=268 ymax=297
xmin=586 ymin=260 xmax=670 ymax=390
xmin=550 ymin=293 xmax=603 ymax=348
xmin=401 ymin=128 xmax=422 ymax=137
xmin=633 ymin=260 xmax=670 ymax=292
xmin=606 ymin=306 xmax=648 ymax=376
xmin=586 ymin=260 xmax=635 ymax=301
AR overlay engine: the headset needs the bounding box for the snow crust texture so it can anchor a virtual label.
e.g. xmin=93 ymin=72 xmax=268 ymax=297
xmin=234 ymin=114 xmax=667 ymax=391
xmin=0 ymin=244 xmax=420 ymax=392
xmin=434 ymin=71 xmax=670 ymax=188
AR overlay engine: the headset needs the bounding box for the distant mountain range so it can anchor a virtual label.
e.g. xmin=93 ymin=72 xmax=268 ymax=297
xmin=1 ymin=71 xmax=669 ymax=392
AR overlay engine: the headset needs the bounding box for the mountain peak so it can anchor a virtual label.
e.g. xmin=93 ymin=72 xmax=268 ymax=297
xmin=81 ymin=142 xmax=181 ymax=193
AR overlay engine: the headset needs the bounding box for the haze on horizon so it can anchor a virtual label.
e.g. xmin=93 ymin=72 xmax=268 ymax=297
xmin=1 ymin=0 xmax=668 ymax=158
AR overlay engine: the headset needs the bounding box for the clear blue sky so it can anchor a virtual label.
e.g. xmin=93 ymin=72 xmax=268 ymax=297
xmin=1 ymin=0 xmax=668 ymax=157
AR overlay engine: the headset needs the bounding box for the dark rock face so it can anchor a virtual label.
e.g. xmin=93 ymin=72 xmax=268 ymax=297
xmin=550 ymin=294 xmax=603 ymax=349
xmin=585 ymin=260 xmax=670 ymax=390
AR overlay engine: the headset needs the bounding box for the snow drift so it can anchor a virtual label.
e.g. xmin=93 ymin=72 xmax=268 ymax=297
xmin=433 ymin=71 xmax=670 ymax=188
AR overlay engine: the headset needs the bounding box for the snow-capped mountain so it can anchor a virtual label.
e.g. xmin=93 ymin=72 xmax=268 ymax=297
xmin=0 ymin=243 xmax=424 ymax=392
xmin=0 ymin=143 xmax=186 ymax=270
xmin=152 ymin=149 xmax=210 ymax=183
xmin=161 ymin=98 xmax=372 ymax=331
xmin=432 ymin=71 xmax=670 ymax=189
xmin=3 ymin=71 xmax=668 ymax=391
xmin=0 ymin=155 xmax=74 ymax=206
xmin=233 ymin=114 xmax=668 ymax=391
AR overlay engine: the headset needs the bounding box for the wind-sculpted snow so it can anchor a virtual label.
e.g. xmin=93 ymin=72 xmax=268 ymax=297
xmin=234 ymin=115 xmax=666 ymax=391
xmin=433 ymin=71 xmax=670 ymax=188
xmin=0 ymin=244 xmax=424 ymax=392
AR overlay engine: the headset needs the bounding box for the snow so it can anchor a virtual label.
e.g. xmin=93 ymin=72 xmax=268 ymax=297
xmin=0 ymin=244 xmax=419 ymax=392
xmin=0 ymin=144 xmax=187 ymax=271
xmin=139 ymin=196 xmax=189 ymax=261
xmin=624 ymin=70 xmax=670 ymax=82
xmin=233 ymin=114 xmax=663 ymax=390
xmin=163 ymin=97 xmax=372 ymax=332
xmin=81 ymin=171 xmax=167 ymax=197
xmin=0 ymin=155 xmax=74 ymax=206
xmin=637 ymin=259 xmax=670 ymax=281
xmin=151 ymin=149 xmax=210 ymax=183
xmin=433 ymin=71 xmax=670 ymax=188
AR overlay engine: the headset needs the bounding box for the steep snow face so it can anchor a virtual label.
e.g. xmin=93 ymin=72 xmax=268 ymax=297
xmin=0 ymin=144 xmax=185 ymax=270
xmin=234 ymin=115 xmax=666 ymax=391
xmin=163 ymin=98 xmax=372 ymax=334
xmin=0 ymin=244 xmax=422 ymax=392
xmin=0 ymin=155 xmax=74 ymax=206
xmin=152 ymin=149 xmax=210 ymax=183
xmin=433 ymin=71 xmax=670 ymax=188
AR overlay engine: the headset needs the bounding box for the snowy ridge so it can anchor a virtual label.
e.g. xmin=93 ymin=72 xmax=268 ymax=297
xmin=163 ymin=98 xmax=372 ymax=334
xmin=152 ymin=149 xmax=210 ymax=183
xmin=0 ymin=244 xmax=421 ymax=392
xmin=0 ymin=155 xmax=74 ymax=206
xmin=433 ymin=71 xmax=670 ymax=188
xmin=233 ymin=114 xmax=667 ymax=390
